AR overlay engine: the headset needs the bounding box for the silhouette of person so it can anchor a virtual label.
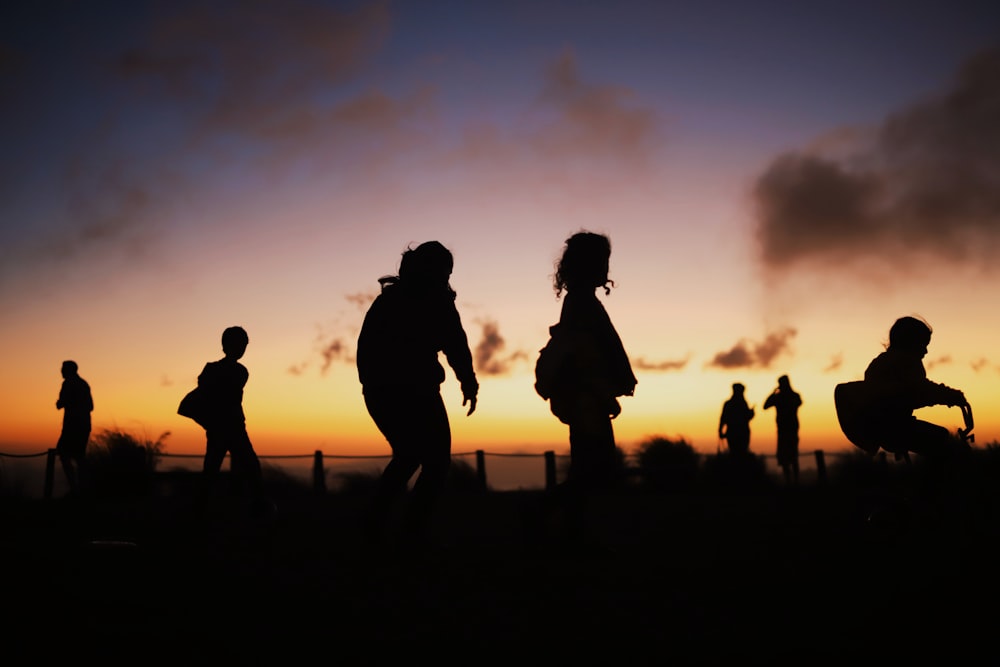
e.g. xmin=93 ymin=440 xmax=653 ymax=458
xmin=55 ymin=360 xmax=93 ymax=494
xmin=764 ymin=374 xmax=802 ymax=483
xmin=862 ymin=315 xmax=968 ymax=460
xmin=194 ymin=326 xmax=271 ymax=518
xmin=543 ymin=231 xmax=636 ymax=541
xmin=357 ymin=241 xmax=479 ymax=548
xmin=719 ymin=383 xmax=754 ymax=457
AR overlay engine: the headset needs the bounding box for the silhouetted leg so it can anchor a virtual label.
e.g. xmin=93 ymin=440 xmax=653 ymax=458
xmin=567 ymin=412 xmax=617 ymax=544
xmin=196 ymin=431 xmax=228 ymax=512
xmin=56 ymin=430 xmax=87 ymax=494
xmin=403 ymin=395 xmax=452 ymax=545
xmin=58 ymin=451 xmax=78 ymax=493
xmin=363 ymin=388 xmax=447 ymax=546
xmin=909 ymin=419 xmax=969 ymax=500
xmin=229 ymin=429 xmax=268 ymax=515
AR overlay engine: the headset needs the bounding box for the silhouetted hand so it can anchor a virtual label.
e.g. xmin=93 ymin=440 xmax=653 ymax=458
xmin=462 ymin=381 xmax=478 ymax=416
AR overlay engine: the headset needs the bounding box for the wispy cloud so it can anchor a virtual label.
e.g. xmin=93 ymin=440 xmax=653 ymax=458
xmin=633 ymin=356 xmax=690 ymax=372
xmin=706 ymin=327 xmax=797 ymax=370
xmin=473 ymin=319 xmax=528 ymax=376
xmin=823 ymin=353 xmax=843 ymax=373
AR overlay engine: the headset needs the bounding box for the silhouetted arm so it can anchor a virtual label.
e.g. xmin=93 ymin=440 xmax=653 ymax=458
xmin=440 ymin=300 xmax=478 ymax=416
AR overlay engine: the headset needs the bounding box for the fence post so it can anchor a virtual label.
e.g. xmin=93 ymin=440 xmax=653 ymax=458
xmin=44 ymin=448 xmax=57 ymax=500
xmin=475 ymin=450 xmax=487 ymax=490
xmin=544 ymin=450 xmax=556 ymax=491
xmin=313 ymin=450 xmax=326 ymax=494
xmin=814 ymin=450 xmax=827 ymax=485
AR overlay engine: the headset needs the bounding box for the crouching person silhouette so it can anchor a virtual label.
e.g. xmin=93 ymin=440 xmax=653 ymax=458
xmin=357 ymin=241 xmax=479 ymax=549
xmin=862 ymin=316 xmax=969 ymax=462
xmin=837 ymin=315 xmax=970 ymax=466
xmin=194 ymin=326 xmax=273 ymax=519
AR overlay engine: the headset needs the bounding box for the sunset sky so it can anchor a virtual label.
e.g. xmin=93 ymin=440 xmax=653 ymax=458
xmin=2 ymin=0 xmax=999 ymax=462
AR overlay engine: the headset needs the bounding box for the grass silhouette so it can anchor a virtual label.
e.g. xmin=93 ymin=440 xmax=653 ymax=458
xmin=3 ymin=433 xmax=1000 ymax=663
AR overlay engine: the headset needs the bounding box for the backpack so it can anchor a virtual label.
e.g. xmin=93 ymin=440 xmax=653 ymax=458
xmin=177 ymin=386 xmax=211 ymax=429
xmin=833 ymin=381 xmax=881 ymax=455
xmin=534 ymin=324 xmax=580 ymax=424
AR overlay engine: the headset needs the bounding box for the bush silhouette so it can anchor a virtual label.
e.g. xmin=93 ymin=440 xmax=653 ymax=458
xmin=701 ymin=450 xmax=771 ymax=492
xmin=634 ymin=436 xmax=700 ymax=492
xmin=86 ymin=428 xmax=166 ymax=498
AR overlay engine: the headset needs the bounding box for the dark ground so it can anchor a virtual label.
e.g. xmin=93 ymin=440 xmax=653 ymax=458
xmin=4 ymin=467 xmax=1000 ymax=665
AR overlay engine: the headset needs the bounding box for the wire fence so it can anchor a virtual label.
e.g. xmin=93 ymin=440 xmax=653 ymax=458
xmin=0 ymin=445 xmax=860 ymax=501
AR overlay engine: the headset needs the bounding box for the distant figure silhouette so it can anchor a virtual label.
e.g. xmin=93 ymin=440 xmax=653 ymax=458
xmin=194 ymin=326 xmax=271 ymax=518
xmin=764 ymin=375 xmax=802 ymax=483
xmin=841 ymin=316 xmax=968 ymax=461
xmin=357 ymin=241 xmax=479 ymax=548
xmin=536 ymin=231 xmax=636 ymax=542
xmin=55 ymin=360 xmax=93 ymax=494
xmin=719 ymin=383 xmax=754 ymax=456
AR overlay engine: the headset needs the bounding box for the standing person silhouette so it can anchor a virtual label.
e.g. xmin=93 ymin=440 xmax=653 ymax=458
xmin=719 ymin=383 xmax=754 ymax=457
xmin=55 ymin=360 xmax=93 ymax=494
xmin=539 ymin=231 xmax=636 ymax=544
xmin=194 ymin=326 xmax=271 ymax=518
xmin=764 ymin=375 xmax=802 ymax=483
xmin=357 ymin=241 xmax=479 ymax=548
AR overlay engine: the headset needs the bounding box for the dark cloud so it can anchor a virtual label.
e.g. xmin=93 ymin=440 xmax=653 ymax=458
xmin=971 ymin=358 xmax=989 ymax=372
xmin=706 ymin=327 xmax=797 ymax=370
xmin=633 ymin=356 xmax=690 ymax=372
xmin=755 ymin=46 xmax=1000 ymax=273
xmin=474 ymin=320 xmax=528 ymax=376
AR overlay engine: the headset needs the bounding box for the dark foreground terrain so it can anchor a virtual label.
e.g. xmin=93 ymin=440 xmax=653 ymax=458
xmin=4 ymin=465 xmax=1000 ymax=665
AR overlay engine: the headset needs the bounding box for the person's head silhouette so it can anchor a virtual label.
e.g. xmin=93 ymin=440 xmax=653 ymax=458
xmin=399 ymin=241 xmax=453 ymax=286
xmin=61 ymin=360 xmax=79 ymax=379
xmin=887 ymin=316 xmax=932 ymax=357
xmin=732 ymin=382 xmax=745 ymax=397
xmin=379 ymin=240 xmax=455 ymax=295
xmin=554 ymin=231 xmax=613 ymax=296
xmin=222 ymin=326 xmax=249 ymax=360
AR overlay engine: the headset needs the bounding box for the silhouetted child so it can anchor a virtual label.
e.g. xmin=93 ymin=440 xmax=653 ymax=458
xmin=862 ymin=316 xmax=967 ymax=461
xmin=194 ymin=326 xmax=272 ymax=518
xmin=719 ymin=382 xmax=754 ymax=457
xmin=764 ymin=374 xmax=802 ymax=484
xmin=55 ymin=360 xmax=93 ymax=494
xmin=357 ymin=241 xmax=479 ymax=548
xmin=537 ymin=231 xmax=636 ymax=545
